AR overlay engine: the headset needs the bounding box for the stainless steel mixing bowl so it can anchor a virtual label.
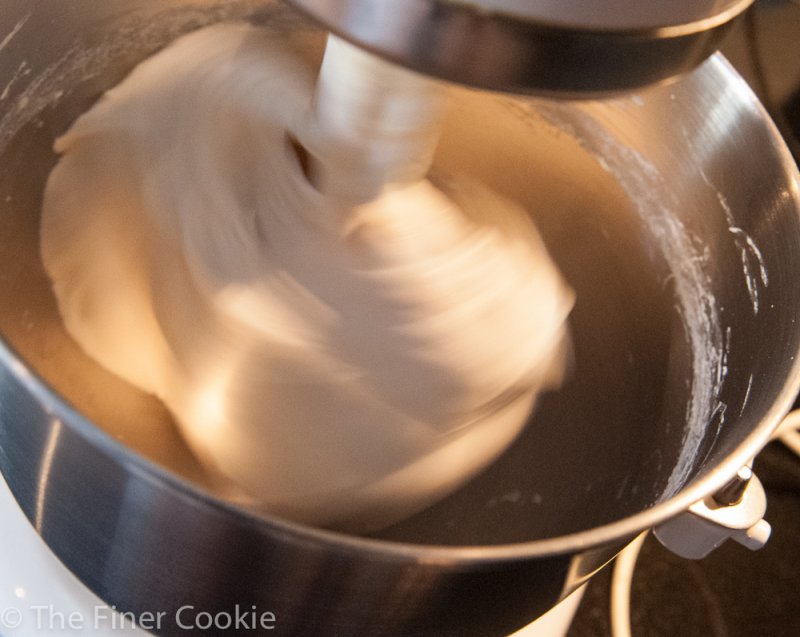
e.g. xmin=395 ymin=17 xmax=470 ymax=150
xmin=1 ymin=1 xmax=799 ymax=635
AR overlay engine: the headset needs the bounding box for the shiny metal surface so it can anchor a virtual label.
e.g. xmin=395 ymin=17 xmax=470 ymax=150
xmin=0 ymin=1 xmax=799 ymax=636
xmin=285 ymin=0 xmax=754 ymax=95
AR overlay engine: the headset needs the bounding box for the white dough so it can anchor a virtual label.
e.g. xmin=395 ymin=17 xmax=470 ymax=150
xmin=40 ymin=24 xmax=573 ymax=532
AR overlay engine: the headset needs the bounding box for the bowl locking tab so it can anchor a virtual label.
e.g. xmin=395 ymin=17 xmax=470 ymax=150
xmin=653 ymin=464 xmax=771 ymax=560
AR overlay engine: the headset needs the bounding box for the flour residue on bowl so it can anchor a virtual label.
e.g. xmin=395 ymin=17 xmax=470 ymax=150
xmin=700 ymin=168 xmax=769 ymax=315
xmin=0 ymin=1 xmax=267 ymax=153
xmin=0 ymin=13 xmax=30 ymax=54
xmin=537 ymin=101 xmax=726 ymax=499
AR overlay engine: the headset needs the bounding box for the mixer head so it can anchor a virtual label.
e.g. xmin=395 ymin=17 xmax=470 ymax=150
xmin=284 ymin=0 xmax=755 ymax=96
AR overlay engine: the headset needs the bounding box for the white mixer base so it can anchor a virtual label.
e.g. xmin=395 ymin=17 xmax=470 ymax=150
xmin=0 ymin=471 xmax=149 ymax=636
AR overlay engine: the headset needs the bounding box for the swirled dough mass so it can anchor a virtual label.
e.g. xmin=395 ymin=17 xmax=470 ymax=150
xmin=41 ymin=24 xmax=573 ymax=531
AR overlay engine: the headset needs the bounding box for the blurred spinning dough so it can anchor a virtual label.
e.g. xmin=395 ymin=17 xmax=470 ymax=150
xmin=40 ymin=24 xmax=573 ymax=531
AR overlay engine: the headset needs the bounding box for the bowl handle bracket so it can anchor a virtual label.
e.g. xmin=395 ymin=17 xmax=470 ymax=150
xmin=652 ymin=464 xmax=771 ymax=560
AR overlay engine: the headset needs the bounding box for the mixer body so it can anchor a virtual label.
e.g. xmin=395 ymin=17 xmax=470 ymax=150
xmin=0 ymin=1 xmax=799 ymax=635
